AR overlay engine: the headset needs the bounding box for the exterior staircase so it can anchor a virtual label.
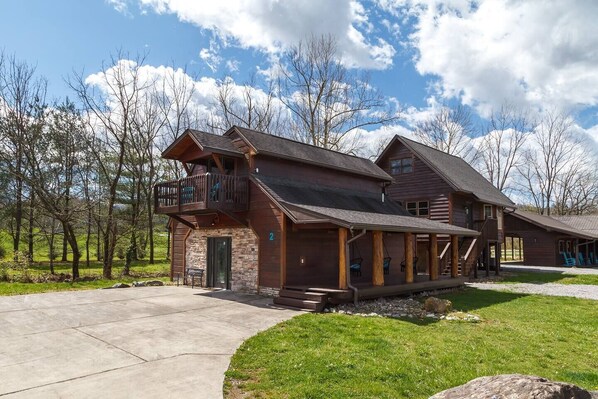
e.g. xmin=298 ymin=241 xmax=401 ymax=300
xmin=273 ymin=287 xmax=329 ymax=312
xmin=442 ymin=218 xmax=498 ymax=277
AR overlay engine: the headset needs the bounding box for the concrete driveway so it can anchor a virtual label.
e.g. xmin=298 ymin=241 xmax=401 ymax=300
xmin=0 ymin=286 xmax=299 ymax=398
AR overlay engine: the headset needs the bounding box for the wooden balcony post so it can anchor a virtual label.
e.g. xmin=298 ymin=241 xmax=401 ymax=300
xmin=405 ymin=232 xmax=414 ymax=283
xmin=429 ymin=233 xmax=438 ymax=281
xmin=451 ymin=235 xmax=459 ymax=278
xmin=372 ymin=231 xmax=384 ymax=286
xmin=338 ymin=228 xmax=348 ymax=289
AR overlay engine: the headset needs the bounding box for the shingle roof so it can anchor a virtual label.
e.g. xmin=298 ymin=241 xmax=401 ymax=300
xmin=380 ymin=135 xmax=515 ymax=208
xmin=554 ymin=215 xmax=598 ymax=238
xmin=509 ymin=210 xmax=596 ymax=239
xmin=229 ymin=126 xmax=392 ymax=181
xmin=188 ymin=129 xmax=243 ymax=155
xmin=253 ymin=175 xmax=479 ymax=236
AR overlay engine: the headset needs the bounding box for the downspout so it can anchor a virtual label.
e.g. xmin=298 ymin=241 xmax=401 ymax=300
xmin=346 ymin=229 xmax=366 ymax=305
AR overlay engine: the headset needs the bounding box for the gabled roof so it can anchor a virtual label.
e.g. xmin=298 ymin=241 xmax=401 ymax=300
xmin=253 ymin=175 xmax=479 ymax=236
xmin=227 ymin=126 xmax=392 ymax=181
xmin=162 ymin=129 xmax=243 ymax=159
xmin=554 ymin=215 xmax=598 ymax=239
xmin=507 ymin=210 xmax=596 ymax=239
xmin=377 ymin=135 xmax=515 ymax=208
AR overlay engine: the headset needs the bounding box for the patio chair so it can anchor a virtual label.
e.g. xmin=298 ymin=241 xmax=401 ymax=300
xmin=209 ymin=181 xmax=221 ymax=202
xmin=400 ymin=256 xmax=418 ymax=275
xmin=181 ymin=186 xmax=194 ymax=204
xmin=577 ymin=252 xmax=586 ymax=266
xmin=383 ymin=257 xmax=392 ymax=275
xmin=560 ymin=252 xmax=575 ymax=267
xmin=350 ymin=257 xmax=363 ymax=277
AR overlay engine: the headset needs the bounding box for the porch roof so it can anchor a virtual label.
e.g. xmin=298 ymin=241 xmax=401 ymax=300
xmin=253 ymin=175 xmax=479 ymax=236
xmin=508 ymin=209 xmax=596 ymax=239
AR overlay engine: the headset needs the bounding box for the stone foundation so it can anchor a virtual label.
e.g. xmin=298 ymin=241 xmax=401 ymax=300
xmin=186 ymin=227 xmax=259 ymax=294
xmin=258 ymin=286 xmax=280 ymax=297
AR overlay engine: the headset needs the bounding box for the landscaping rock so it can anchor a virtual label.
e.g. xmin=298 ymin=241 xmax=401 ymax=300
xmin=429 ymin=374 xmax=598 ymax=399
xmin=145 ymin=280 xmax=164 ymax=286
xmin=111 ymin=283 xmax=130 ymax=288
xmin=132 ymin=281 xmax=147 ymax=287
xmin=424 ymin=297 xmax=452 ymax=314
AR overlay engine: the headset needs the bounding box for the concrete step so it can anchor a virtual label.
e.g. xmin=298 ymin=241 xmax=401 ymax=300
xmin=273 ymin=296 xmax=325 ymax=312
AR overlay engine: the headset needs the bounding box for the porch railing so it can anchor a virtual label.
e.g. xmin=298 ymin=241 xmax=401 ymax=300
xmin=154 ymin=173 xmax=249 ymax=214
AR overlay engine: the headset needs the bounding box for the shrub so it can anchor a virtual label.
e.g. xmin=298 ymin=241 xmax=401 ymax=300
xmin=116 ymin=247 xmax=125 ymax=260
xmin=0 ymin=245 xmax=6 ymax=259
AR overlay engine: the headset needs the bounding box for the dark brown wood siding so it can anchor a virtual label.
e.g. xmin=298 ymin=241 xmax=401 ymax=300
xmin=171 ymin=217 xmax=194 ymax=278
xmin=247 ymin=181 xmax=284 ymax=288
xmin=378 ymin=142 xmax=452 ymax=224
xmin=285 ymin=227 xmax=339 ymax=287
xmin=504 ymin=214 xmax=568 ymax=267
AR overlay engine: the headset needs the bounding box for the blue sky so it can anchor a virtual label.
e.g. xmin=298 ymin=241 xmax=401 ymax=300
xmin=1 ymin=0 xmax=598 ymax=140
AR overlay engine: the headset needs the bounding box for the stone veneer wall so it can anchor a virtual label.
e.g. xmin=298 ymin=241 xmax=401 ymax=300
xmin=186 ymin=227 xmax=259 ymax=294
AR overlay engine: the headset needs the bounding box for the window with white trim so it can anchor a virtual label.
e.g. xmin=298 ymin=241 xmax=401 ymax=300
xmin=484 ymin=204 xmax=493 ymax=219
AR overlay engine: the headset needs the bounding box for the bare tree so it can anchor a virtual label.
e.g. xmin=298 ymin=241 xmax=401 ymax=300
xmin=414 ymin=103 xmax=479 ymax=163
xmin=0 ymin=53 xmax=47 ymax=256
xmin=517 ymin=110 xmax=580 ymax=215
xmin=210 ymin=75 xmax=286 ymax=134
xmin=479 ymin=103 xmax=534 ymax=193
xmin=277 ymin=34 xmax=399 ymax=153
xmin=17 ymin=100 xmax=88 ymax=278
xmin=70 ymin=53 xmax=149 ymax=278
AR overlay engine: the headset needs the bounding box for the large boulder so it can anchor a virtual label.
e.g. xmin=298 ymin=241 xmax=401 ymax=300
xmin=424 ymin=297 xmax=452 ymax=314
xmin=145 ymin=280 xmax=164 ymax=286
xmin=430 ymin=374 xmax=598 ymax=399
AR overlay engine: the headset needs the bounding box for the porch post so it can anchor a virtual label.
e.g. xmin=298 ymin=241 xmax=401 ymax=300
xmin=372 ymin=231 xmax=384 ymax=286
xmin=429 ymin=233 xmax=438 ymax=281
xmin=405 ymin=232 xmax=414 ymax=283
xmin=338 ymin=228 xmax=348 ymax=289
xmin=451 ymin=235 xmax=459 ymax=278
xmin=496 ymin=243 xmax=500 ymax=276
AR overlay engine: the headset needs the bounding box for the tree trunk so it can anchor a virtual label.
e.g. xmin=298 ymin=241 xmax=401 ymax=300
xmin=13 ymin=172 xmax=23 ymax=256
xmin=63 ymin=222 xmax=80 ymax=279
xmin=28 ymin=191 xmax=34 ymax=260
xmin=86 ymin=206 xmax=91 ymax=268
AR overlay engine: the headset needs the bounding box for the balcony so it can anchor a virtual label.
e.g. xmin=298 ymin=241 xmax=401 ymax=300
xmin=154 ymin=173 xmax=249 ymax=214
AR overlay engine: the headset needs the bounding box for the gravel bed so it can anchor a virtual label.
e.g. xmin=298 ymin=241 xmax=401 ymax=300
xmin=326 ymin=297 xmax=481 ymax=322
xmin=467 ymin=282 xmax=598 ymax=300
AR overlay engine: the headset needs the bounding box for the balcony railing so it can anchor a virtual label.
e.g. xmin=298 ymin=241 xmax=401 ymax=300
xmin=154 ymin=173 xmax=249 ymax=214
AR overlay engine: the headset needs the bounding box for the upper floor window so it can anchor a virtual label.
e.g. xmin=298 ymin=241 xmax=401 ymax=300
xmin=406 ymin=201 xmax=429 ymax=217
xmin=484 ymin=204 xmax=493 ymax=219
xmin=390 ymin=158 xmax=413 ymax=174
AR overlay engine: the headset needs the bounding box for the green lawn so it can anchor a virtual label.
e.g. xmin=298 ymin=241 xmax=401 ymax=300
xmin=0 ymin=275 xmax=171 ymax=296
xmin=225 ymin=289 xmax=598 ymax=398
xmin=498 ymin=271 xmax=598 ymax=286
xmin=0 ymin=229 xmax=170 ymax=262
xmin=0 ymin=259 xmax=171 ymax=296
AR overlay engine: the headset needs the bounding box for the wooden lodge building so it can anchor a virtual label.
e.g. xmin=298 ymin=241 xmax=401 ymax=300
xmin=154 ymin=127 xmax=479 ymax=309
xmin=376 ymin=135 xmax=515 ymax=277
xmin=504 ymin=210 xmax=598 ymax=267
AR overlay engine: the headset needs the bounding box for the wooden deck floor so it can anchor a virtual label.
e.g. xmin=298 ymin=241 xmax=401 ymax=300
xmin=284 ymin=275 xmax=467 ymax=304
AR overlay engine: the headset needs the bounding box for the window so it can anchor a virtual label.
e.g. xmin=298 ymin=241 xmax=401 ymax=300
xmin=497 ymin=208 xmax=503 ymax=229
xmin=484 ymin=204 xmax=493 ymax=219
xmin=406 ymin=200 xmax=429 ymax=217
xmin=390 ymin=158 xmax=413 ymax=174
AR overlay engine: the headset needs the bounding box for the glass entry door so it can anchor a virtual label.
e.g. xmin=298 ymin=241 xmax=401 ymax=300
xmin=207 ymin=237 xmax=232 ymax=289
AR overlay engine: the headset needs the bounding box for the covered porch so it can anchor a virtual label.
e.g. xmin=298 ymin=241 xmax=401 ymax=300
xmin=280 ymin=226 xmax=469 ymax=306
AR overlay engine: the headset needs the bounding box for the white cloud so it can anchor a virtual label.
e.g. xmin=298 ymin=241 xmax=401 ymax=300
xmin=135 ymin=0 xmax=396 ymax=69
xmin=384 ymin=0 xmax=598 ymax=115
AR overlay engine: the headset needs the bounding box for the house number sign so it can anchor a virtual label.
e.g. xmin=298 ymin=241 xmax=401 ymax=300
xmin=269 ymin=232 xmax=275 ymax=241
